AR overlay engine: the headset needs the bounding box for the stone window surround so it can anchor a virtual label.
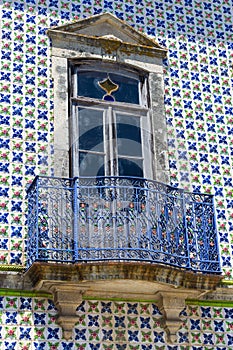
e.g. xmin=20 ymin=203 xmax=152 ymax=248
xmin=48 ymin=16 xmax=169 ymax=183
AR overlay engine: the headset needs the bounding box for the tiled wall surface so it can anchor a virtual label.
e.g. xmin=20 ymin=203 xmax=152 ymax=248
xmin=0 ymin=0 xmax=232 ymax=276
xmin=0 ymin=0 xmax=233 ymax=348
xmin=0 ymin=298 xmax=233 ymax=349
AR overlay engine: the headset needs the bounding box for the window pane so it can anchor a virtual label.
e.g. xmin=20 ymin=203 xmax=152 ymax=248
xmin=78 ymin=108 xmax=104 ymax=152
xmin=111 ymin=73 xmax=139 ymax=104
xmin=118 ymin=158 xmax=143 ymax=178
xmin=78 ymin=72 xmax=104 ymax=100
xmin=116 ymin=114 xmax=142 ymax=157
xmin=77 ymin=71 xmax=139 ymax=104
xmin=79 ymin=152 xmax=105 ymax=177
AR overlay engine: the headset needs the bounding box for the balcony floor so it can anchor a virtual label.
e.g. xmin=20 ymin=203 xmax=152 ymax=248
xmin=26 ymin=260 xmax=223 ymax=297
xmin=25 ymin=260 xmax=223 ymax=343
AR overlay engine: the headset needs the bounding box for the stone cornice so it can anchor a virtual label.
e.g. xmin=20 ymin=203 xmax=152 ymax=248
xmin=25 ymin=261 xmax=223 ymax=292
xmin=47 ymin=30 xmax=167 ymax=58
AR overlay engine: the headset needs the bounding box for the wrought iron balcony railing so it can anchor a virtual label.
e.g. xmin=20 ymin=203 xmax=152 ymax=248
xmin=26 ymin=176 xmax=221 ymax=274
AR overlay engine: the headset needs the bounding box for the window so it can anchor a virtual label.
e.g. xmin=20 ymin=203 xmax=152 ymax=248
xmin=70 ymin=62 xmax=153 ymax=179
xmin=48 ymin=12 xmax=168 ymax=182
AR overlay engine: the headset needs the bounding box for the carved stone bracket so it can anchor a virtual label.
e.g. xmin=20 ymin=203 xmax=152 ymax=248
xmin=39 ymin=282 xmax=89 ymax=340
xmin=25 ymin=262 xmax=223 ymax=342
xmin=157 ymin=291 xmax=188 ymax=344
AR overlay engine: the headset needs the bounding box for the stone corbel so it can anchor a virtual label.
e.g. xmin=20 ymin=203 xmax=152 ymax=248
xmin=157 ymin=291 xmax=187 ymax=344
xmin=41 ymin=282 xmax=88 ymax=340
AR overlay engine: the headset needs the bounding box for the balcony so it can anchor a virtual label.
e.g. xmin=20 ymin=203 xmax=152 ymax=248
xmin=26 ymin=175 xmax=220 ymax=274
xmin=25 ymin=175 xmax=222 ymax=341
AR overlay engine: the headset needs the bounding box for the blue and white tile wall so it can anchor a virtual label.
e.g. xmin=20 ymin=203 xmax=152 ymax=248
xmin=0 ymin=298 xmax=233 ymax=349
xmin=0 ymin=0 xmax=232 ymax=276
xmin=0 ymin=0 xmax=233 ymax=347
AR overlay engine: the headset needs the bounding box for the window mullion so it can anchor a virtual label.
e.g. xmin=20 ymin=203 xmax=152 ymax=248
xmin=71 ymin=103 xmax=79 ymax=177
xmin=108 ymin=107 xmax=118 ymax=177
xmin=104 ymin=108 xmax=111 ymax=176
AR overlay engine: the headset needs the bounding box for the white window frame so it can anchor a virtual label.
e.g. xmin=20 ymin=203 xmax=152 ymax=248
xmin=69 ymin=61 xmax=154 ymax=179
xmin=70 ymin=96 xmax=152 ymax=179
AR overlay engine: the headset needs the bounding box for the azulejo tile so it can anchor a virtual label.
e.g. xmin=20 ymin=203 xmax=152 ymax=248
xmin=19 ymin=326 xmax=31 ymax=340
xmin=19 ymin=342 xmax=31 ymax=350
xmin=153 ymin=331 xmax=165 ymax=344
xmin=127 ymin=303 xmax=138 ymax=315
xmin=48 ymin=341 xmax=60 ymax=350
xmin=4 ymin=341 xmax=17 ymax=350
xmin=47 ymin=327 xmax=61 ymax=340
xmin=114 ymin=315 xmax=125 ymax=328
xmin=86 ymin=301 xmax=98 ymax=313
xmin=190 ymin=319 xmax=201 ymax=331
xmin=34 ymin=327 xmax=46 ymax=340
xmin=87 ymin=314 xmax=99 ymax=327
xmin=61 ymin=342 xmax=74 ymax=350
xmin=76 ymin=314 xmax=86 ymax=327
xmin=139 ymin=316 xmax=151 ymax=329
xmin=101 ymin=301 xmax=112 ymax=314
xmin=19 ymin=312 xmax=32 ymax=326
xmin=75 ymin=328 xmax=87 ymax=341
xmin=33 ymin=342 xmax=47 ymax=350
xmin=115 ymin=329 xmax=126 ymax=342
xmin=190 ymin=332 xmax=202 ymax=345
xmin=224 ymin=308 xmax=233 ymax=319
xmin=5 ymin=326 xmax=17 ymax=339
xmin=102 ymin=328 xmax=113 ymax=341
xmin=127 ymin=316 xmax=139 ymax=329
xmin=225 ymin=317 xmax=233 ymax=330
xmin=47 ymin=313 xmax=57 ymax=325
xmin=141 ymin=330 xmax=152 ymax=342
xmin=215 ymin=333 xmax=226 ymax=346
xmin=34 ymin=312 xmax=47 ymax=326
xmin=75 ymin=344 xmax=87 ymax=350
xmin=203 ymin=332 xmax=214 ymax=345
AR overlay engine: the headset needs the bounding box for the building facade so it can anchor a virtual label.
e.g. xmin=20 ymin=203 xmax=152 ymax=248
xmin=0 ymin=0 xmax=232 ymax=349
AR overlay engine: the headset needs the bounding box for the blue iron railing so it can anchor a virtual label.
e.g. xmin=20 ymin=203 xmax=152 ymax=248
xmin=26 ymin=176 xmax=221 ymax=274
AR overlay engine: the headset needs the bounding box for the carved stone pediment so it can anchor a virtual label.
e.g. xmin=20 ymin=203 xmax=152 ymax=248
xmin=47 ymin=12 xmax=167 ymax=58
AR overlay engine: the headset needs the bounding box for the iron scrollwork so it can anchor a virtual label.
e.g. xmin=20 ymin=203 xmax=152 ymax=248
xmin=26 ymin=176 xmax=221 ymax=274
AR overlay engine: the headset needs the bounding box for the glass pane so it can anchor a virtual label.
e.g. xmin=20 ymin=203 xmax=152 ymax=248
xmin=78 ymin=108 xmax=104 ymax=152
xmin=77 ymin=71 xmax=139 ymax=104
xmin=78 ymin=72 xmax=104 ymax=100
xmin=79 ymin=152 xmax=105 ymax=177
xmin=116 ymin=114 xmax=142 ymax=157
xmin=111 ymin=73 xmax=139 ymax=104
xmin=118 ymin=158 xmax=143 ymax=178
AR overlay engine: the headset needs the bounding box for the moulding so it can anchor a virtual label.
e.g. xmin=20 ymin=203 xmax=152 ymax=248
xmin=186 ymin=299 xmax=233 ymax=307
xmin=221 ymin=280 xmax=233 ymax=286
xmin=48 ymin=30 xmax=167 ymax=58
xmin=0 ymin=288 xmax=51 ymax=298
xmin=0 ymin=265 xmax=24 ymax=272
xmin=25 ymin=261 xmax=223 ymax=291
xmin=1 ymin=289 xmax=233 ymax=308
